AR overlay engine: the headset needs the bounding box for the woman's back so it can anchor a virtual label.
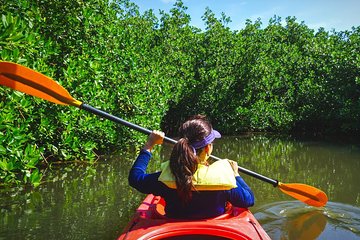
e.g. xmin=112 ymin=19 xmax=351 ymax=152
xmin=128 ymin=115 xmax=254 ymax=219
xmin=129 ymin=150 xmax=254 ymax=219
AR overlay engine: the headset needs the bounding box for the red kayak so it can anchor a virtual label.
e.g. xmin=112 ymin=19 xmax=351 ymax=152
xmin=118 ymin=194 xmax=271 ymax=240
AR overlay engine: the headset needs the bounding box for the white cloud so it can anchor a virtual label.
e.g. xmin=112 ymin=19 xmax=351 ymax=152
xmin=160 ymin=0 xmax=176 ymax=4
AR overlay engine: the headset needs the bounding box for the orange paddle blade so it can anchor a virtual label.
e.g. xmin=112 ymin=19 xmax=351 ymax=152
xmin=0 ymin=61 xmax=82 ymax=107
xmin=278 ymin=182 xmax=328 ymax=207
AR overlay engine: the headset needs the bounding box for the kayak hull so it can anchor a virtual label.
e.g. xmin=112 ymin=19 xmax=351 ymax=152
xmin=118 ymin=194 xmax=271 ymax=240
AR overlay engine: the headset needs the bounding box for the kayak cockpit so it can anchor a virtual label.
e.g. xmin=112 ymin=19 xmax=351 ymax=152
xmin=154 ymin=195 xmax=233 ymax=220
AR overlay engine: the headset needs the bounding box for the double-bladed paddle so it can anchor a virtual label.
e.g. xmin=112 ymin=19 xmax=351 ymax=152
xmin=0 ymin=61 xmax=328 ymax=207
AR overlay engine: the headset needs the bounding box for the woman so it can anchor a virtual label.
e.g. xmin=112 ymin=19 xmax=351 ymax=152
xmin=128 ymin=115 xmax=254 ymax=219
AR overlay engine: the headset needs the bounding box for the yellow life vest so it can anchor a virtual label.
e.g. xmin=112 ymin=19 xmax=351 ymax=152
xmin=158 ymin=159 xmax=237 ymax=191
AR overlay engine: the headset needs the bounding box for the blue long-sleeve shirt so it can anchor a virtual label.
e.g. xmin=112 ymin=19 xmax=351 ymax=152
xmin=128 ymin=149 xmax=254 ymax=219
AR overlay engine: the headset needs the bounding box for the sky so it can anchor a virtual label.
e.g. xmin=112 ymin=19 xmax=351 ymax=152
xmin=130 ymin=0 xmax=360 ymax=32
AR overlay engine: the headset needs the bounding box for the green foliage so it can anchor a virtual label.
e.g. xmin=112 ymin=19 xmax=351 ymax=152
xmin=1 ymin=0 xmax=359 ymax=185
xmin=0 ymin=90 xmax=43 ymax=186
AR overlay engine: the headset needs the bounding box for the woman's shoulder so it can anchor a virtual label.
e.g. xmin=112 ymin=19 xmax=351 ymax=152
xmin=193 ymin=160 xmax=237 ymax=190
xmin=158 ymin=160 xmax=237 ymax=191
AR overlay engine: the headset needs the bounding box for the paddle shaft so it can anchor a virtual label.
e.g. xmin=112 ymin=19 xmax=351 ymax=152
xmin=0 ymin=62 xmax=328 ymax=207
xmin=81 ymin=103 xmax=279 ymax=187
xmin=81 ymin=104 xmax=177 ymax=144
xmin=210 ymin=154 xmax=278 ymax=186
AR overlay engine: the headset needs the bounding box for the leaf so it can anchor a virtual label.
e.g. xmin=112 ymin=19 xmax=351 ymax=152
xmin=30 ymin=169 xmax=42 ymax=188
xmin=0 ymin=145 xmax=6 ymax=154
xmin=0 ymin=160 xmax=8 ymax=171
xmin=1 ymin=14 xmax=8 ymax=28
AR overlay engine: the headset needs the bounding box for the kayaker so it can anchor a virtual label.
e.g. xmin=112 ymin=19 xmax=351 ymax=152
xmin=128 ymin=115 xmax=254 ymax=219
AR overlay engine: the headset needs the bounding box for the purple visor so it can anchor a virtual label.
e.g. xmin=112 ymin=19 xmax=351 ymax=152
xmin=190 ymin=129 xmax=221 ymax=150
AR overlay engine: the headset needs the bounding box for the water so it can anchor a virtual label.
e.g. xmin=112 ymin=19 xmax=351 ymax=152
xmin=0 ymin=134 xmax=359 ymax=239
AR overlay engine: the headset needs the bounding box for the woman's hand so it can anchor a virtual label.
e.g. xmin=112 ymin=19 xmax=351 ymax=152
xmin=143 ymin=130 xmax=165 ymax=152
xmin=227 ymin=159 xmax=240 ymax=177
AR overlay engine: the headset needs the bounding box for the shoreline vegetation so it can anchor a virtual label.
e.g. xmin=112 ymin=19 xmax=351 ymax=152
xmin=1 ymin=0 xmax=359 ymax=186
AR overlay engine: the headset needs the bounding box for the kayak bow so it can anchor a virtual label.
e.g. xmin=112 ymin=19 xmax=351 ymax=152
xmin=118 ymin=194 xmax=271 ymax=240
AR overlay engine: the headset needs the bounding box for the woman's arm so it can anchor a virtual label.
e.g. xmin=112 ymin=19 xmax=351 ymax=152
xmin=229 ymin=176 xmax=255 ymax=208
xmin=128 ymin=130 xmax=165 ymax=194
xmin=227 ymin=160 xmax=255 ymax=208
xmin=128 ymin=150 xmax=161 ymax=193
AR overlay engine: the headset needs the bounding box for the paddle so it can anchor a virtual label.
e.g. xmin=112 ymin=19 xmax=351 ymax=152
xmin=0 ymin=61 xmax=328 ymax=207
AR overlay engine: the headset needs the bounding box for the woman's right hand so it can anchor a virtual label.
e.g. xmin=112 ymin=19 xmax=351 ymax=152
xmin=143 ymin=130 xmax=165 ymax=152
xmin=227 ymin=159 xmax=240 ymax=177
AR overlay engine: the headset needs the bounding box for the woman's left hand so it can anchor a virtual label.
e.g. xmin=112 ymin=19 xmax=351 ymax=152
xmin=143 ymin=130 xmax=165 ymax=152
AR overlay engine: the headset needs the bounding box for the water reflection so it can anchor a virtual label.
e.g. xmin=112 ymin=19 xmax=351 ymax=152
xmin=0 ymin=152 xmax=144 ymax=240
xmin=212 ymin=135 xmax=360 ymax=207
xmin=255 ymin=201 xmax=327 ymax=239
xmin=254 ymin=201 xmax=360 ymax=239
xmin=0 ymin=134 xmax=359 ymax=239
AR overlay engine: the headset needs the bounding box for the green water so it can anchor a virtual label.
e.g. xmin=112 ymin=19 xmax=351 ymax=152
xmin=0 ymin=134 xmax=359 ymax=239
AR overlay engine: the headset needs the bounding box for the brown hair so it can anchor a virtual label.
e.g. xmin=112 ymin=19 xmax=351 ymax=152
xmin=169 ymin=115 xmax=213 ymax=204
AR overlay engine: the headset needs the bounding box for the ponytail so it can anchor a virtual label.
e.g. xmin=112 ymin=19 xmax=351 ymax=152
xmin=169 ymin=138 xmax=198 ymax=204
xmin=169 ymin=115 xmax=213 ymax=204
